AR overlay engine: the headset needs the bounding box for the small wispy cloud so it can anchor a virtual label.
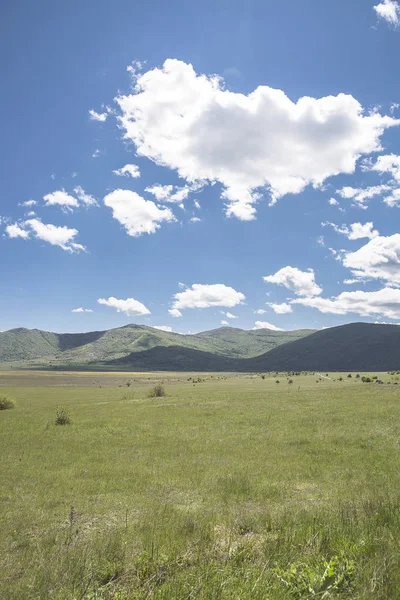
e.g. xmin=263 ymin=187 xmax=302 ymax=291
xmin=89 ymin=109 xmax=108 ymax=122
xmin=113 ymin=164 xmax=140 ymax=178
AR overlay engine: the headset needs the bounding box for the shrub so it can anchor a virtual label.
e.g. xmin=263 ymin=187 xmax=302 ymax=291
xmin=355 ymin=374 xmax=360 ymax=379
xmin=361 ymin=376 xmax=372 ymax=383
xmin=0 ymin=394 xmax=15 ymax=410
xmin=275 ymin=380 xmax=280 ymax=384
xmin=347 ymin=374 xmax=352 ymax=378
xmin=148 ymin=384 xmax=166 ymax=398
xmin=55 ymin=407 xmax=71 ymax=425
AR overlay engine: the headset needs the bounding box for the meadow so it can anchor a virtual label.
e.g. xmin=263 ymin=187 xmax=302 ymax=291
xmin=1 ymin=369 xmax=400 ymax=599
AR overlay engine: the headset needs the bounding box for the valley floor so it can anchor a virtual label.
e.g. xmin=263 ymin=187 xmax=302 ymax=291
xmin=1 ymin=370 xmax=400 ymax=599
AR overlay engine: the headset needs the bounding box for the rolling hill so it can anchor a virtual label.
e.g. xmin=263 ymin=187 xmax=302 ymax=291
xmin=106 ymin=323 xmax=400 ymax=372
xmin=244 ymin=322 xmax=400 ymax=372
xmin=0 ymin=324 xmax=314 ymax=367
xmin=1 ymin=322 xmax=398 ymax=372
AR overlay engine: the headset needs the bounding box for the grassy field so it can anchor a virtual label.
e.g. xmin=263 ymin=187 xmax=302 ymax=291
xmin=1 ymin=370 xmax=400 ymax=599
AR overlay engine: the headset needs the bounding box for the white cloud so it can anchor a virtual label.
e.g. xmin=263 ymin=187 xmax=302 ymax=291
xmin=153 ymin=325 xmax=172 ymax=332
xmin=145 ymin=184 xmax=191 ymax=204
xmin=194 ymin=200 xmax=201 ymax=209
xmin=72 ymin=307 xmax=93 ymax=313
xmin=113 ymin=164 xmax=141 ymax=178
xmin=337 ymin=184 xmax=392 ymax=208
xmin=24 ymin=218 xmax=86 ymax=253
xmin=189 ymin=217 xmax=201 ymax=223
xmin=127 ymin=60 xmax=146 ymax=78
xmin=43 ymin=190 xmax=79 ymax=210
xmin=21 ymin=200 xmax=37 ymax=207
xmin=364 ymin=154 xmax=400 ymax=182
xmin=374 ymin=0 xmax=400 ymax=26
xmin=264 ymin=266 xmax=322 ymax=297
xmin=328 ymin=247 xmax=341 ymax=260
xmin=292 ymin=288 xmax=400 ymax=320
xmin=92 ymin=149 xmax=100 ymax=158
xmin=73 ymin=186 xmax=98 ymax=206
xmin=225 ymin=312 xmax=237 ymax=319
xmin=255 ymin=308 xmax=267 ymax=315
xmin=89 ymin=109 xmax=108 ymax=122
xmin=267 ymin=302 xmax=293 ymax=314
xmin=346 ymin=222 xmax=379 ymax=240
xmin=342 ymin=234 xmax=400 ymax=285
xmin=384 ymin=188 xmax=400 ymax=207
xmin=168 ymin=308 xmax=182 ymax=318
xmin=322 ymin=221 xmax=379 ymax=240
xmin=5 ymin=223 xmax=30 ymax=239
xmin=116 ymin=59 xmax=398 ymax=219
xmin=343 ymin=279 xmax=360 ymax=285
xmin=220 ymin=320 xmax=229 ymax=325
xmin=43 ymin=188 xmax=97 ymax=210
xmin=329 ymin=197 xmax=339 ymax=206
xmin=25 ymin=211 xmax=36 ymax=217
xmin=225 ymin=200 xmax=257 ymax=221
xmin=172 ymin=283 xmax=245 ymax=310
xmin=254 ymin=321 xmax=284 ymax=331
xmin=104 ymin=189 xmax=175 ymax=236
xmin=361 ymin=155 xmax=400 ymax=206
xmin=6 ymin=219 xmax=85 ymax=252
xmin=97 ymin=296 xmax=151 ymax=316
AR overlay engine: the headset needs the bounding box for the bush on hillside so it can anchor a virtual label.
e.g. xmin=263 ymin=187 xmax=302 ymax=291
xmin=0 ymin=394 xmax=15 ymax=410
xmin=55 ymin=407 xmax=71 ymax=425
xmin=148 ymin=384 xmax=166 ymax=398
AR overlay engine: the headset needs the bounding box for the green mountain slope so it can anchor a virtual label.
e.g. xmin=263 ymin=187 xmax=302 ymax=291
xmin=107 ymin=323 xmax=400 ymax=372
xmin=4 ymin=322 xmax=396 ymax=372
xmin=110 ymin=345 xmax=241 ymax=371
xmin=0 ymin=324 xmax=314 ymax=366
xmin=0 ymin=328 xmax=105 ymax=363
xmin=0 ymin=328 xmax=60 ymax=362
xmin=244 ymin=323 xmax=400 ymax=372
xmin=195 ymin=326 xmax=314 ymax=357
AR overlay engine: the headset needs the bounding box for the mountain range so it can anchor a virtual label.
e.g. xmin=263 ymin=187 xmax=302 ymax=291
xmin=0 ymin=322 xmax=399 ymax=372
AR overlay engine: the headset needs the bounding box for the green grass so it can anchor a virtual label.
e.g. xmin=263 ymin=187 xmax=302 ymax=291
xmin=1 ymin=370 xmax=400 ymax=599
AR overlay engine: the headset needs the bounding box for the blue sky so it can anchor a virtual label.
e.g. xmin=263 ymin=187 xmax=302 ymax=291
xmin=1 ymin=0 xmax=400 ymax=334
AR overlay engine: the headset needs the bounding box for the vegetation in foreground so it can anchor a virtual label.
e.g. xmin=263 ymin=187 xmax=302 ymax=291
xmin=0 ymin=393 xmax=15 ymax=410
xmin=1 ymin=370 xmax=400 ymax=599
